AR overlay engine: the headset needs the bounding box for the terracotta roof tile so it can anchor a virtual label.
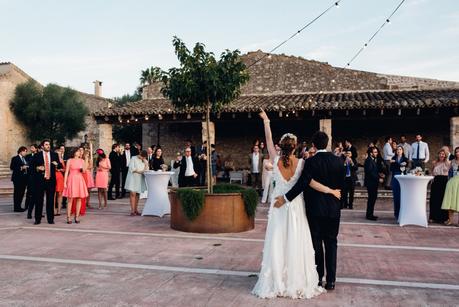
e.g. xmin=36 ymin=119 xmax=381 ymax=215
xmin=93 ymin=89 xmax=459 ymax=117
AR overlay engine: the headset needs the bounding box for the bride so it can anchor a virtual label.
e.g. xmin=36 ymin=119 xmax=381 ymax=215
xmin=252 ymin=110 xmax=341 ymax=299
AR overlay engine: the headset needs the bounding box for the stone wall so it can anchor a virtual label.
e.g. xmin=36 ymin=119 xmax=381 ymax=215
xmin=142 ymin=118 xmax=318 ymax=169
xmin=65 ymin=93 xmax=110 ymax=150
xmin=240 ymin=51 xmax=389 ymax=94
xmin=141 ymin=51 xmax=459 ymax=100
xmin=141 ymin=115 xmax=450 ymax=171
xmin=0 ymin=63 xmax=110 ymax=162
xmin=379 ymin=74 xmax=459 ymax=90
xmin=0 ymin=64 xmax=30 ymax=163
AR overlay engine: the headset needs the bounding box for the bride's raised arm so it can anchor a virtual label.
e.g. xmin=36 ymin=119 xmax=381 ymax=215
xmin=259 ymin=109 xmax=277 ymax=163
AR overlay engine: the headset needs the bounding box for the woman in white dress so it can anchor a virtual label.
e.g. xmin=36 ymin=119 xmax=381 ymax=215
xmin=252 ymin=110 xmax=341 ymax=299
xmin=125 ymin=150 xmax=149 ymax=216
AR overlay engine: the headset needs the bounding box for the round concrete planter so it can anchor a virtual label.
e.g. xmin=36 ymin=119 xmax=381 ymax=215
xmin=170 ymin=190 xmax=255 ymax=233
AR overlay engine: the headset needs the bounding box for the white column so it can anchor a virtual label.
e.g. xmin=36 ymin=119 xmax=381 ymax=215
xmin=451 ymin=117 xmax=459 ymax=148
xmin=98 ymin=123 xmax=113 ymax=153
xmin=319 ymin=119 xmax=332 ymax=151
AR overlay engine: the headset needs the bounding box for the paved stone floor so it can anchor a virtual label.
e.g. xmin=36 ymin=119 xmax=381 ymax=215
xmin=0 ymin=192 xmax=458 ymax=307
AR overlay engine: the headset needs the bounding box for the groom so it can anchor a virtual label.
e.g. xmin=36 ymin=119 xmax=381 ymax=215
xmin=275 ymin=131 xmax=345 ymax=290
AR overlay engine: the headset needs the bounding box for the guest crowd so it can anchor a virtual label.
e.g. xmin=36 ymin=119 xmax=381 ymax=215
xmin=8 ymin=133 xmax=459 ymax=226
xmin=9 ymin=139 xmax=218 ymax=223
xmin=250 ymin=133 xmax=459 ymax=225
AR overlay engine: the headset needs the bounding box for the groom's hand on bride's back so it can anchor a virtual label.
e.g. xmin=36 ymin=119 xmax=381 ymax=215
xmin=273 ymin=196 xmax=285 ymax=208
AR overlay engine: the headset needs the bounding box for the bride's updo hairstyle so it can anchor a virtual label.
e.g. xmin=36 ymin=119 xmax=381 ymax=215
xmin=279 ymin=133 xmax=297 ymax=167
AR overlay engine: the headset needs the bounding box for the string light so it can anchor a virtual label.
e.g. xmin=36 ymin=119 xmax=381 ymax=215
xmin=341 ymin=0 xmax=406 ymax=69
xmin=247 ymin=0 xmax=343 ymax=69
xmin=145 ymin=115 xmax=149 ymax=120
xmin=158 ymin=114 xmax=163 ymax=120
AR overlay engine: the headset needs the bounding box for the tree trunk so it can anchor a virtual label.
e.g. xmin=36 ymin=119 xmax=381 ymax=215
xmin=206 ymin=102 xmax=212 ymax=194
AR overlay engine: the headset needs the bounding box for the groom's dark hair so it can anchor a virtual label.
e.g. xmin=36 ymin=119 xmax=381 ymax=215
xmin=311 ymin=131 xmax=329 ymax=150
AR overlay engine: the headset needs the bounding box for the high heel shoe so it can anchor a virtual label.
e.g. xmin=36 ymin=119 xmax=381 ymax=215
xmin=74 ymin=217 xmax=80 ymax=224
xmin=66 ymin=217 xmax=72 ymax=224
xmin=444 ymin=219 xmax=452 ymax=226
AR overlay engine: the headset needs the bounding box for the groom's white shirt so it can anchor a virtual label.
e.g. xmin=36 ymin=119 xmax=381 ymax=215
xmin=282 ymin=149 xmax=328 ymax=206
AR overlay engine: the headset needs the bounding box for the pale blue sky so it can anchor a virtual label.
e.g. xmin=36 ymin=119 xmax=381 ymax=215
xmin=2 ymin=0 xmax=458 ymax=98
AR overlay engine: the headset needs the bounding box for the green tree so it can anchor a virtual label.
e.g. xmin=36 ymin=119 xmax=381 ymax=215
xmin=140 ymin=67 xmax=163 ymax=86
xmin=10 ymin=80 xmax=88 ymax=146
xmin=159 ymin=36 xmax=249 ymax=193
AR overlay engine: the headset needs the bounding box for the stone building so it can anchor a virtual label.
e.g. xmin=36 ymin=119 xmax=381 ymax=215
xmin=0 ymin=62 xmax=111 ymax=165
xmin=94 ymin=51 xmax=459 ymax=169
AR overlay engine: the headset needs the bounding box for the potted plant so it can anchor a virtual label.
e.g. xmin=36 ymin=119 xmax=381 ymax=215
xmin=154 ymin=37 xmax=255 ymax=233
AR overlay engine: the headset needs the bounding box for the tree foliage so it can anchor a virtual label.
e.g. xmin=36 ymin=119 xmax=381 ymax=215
xmin=113 ymin=89 xmax=142 ymax=106
xmin=159 ymin=36 xmax=250 ymax=112
xmin=10 ymin=80 xmax=88 ymax=146
xmin=140 ymin=67 xmax=163 ymax=86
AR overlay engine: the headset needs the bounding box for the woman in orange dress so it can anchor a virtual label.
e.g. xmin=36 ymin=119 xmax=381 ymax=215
xmin=54 ymin=147 xmax=66 ymax=216
xmin=95 ymin=149 xmax=111 ymax=209
xmin=63 ymin=148 xmax=88 ymax=224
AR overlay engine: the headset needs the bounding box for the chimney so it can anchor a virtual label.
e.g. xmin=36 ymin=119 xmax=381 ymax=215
xmin=93 ymin=80 xmax=102 ymax=97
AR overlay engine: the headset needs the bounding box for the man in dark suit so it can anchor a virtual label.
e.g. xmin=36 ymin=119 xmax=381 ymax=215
xmin=344 ymin=139 xmax=358 ymax=162
xmin=185 ymin=139 xmax=196 ymax=158
xmin=275 ymin=131 xmax=345 ymax=290
xmin=25 ymin=144 xmax=38 ymax=218
xmin=108 ymin=144 xmax=121 ymax=200
xmin=30 ymin=140 xmax=61 ymax=225
xmin=341 ymin=149 xmax=358 ymax=209
xmin=10 ymin=146 xmax=29 ymax=212
xmin=174 ymin=147 xmax=200 ymax=187
xmin=364 ymin=146 xmax=383 ymax=221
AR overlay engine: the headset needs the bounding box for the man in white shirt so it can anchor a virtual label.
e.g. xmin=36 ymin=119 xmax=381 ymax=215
xmin=410 ymin=134 xmax=430 ymax=169
xmin=248 ymin=145 xmax=264 ymax=192
xmin=174 ymin=147 xmax=199 ymax=187
xmin=382 ymin=137 xmax=394 ymax=189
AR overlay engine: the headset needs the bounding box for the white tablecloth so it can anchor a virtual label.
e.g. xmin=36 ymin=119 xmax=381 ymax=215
xmin=395 ymin=175 xmax=433 ymax=227
xmin=142 ymin=171 xmax=174 ymax=217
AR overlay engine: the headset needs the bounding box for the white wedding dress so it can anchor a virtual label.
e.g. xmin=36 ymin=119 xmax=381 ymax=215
xmin=252 ymin=157 xmax=325 ymax=299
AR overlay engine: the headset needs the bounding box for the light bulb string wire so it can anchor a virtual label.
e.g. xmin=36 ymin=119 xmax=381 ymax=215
xmin=305 ymin=0 xmax=407 ymax=112
xmin=343 ymin=0 xmax=406 ymax=68
xmin=246 ymin=0 xmax=342 ymax=69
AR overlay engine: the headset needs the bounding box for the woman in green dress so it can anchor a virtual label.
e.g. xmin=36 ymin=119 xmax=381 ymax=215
xmin=441 ymin=147 xmax=459 ymax=225
xmin=125 ymin=150 xmax=149 ymax=216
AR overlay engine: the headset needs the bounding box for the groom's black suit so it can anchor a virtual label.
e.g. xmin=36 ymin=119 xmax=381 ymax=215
xmin=285 ymin=151 xmax=345 ymax=284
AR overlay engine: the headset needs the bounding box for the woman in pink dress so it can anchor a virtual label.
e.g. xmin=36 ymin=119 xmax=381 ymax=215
xmin=95 ymin=150 xmax=111 ymax=209
xmin=63 ymin=148 xmax=89 ymax=224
